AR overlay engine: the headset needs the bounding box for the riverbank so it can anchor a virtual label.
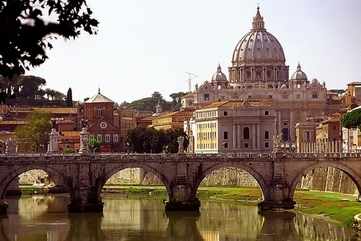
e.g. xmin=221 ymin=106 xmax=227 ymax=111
xmin=102 ymin=185 xmax=361 ymax=226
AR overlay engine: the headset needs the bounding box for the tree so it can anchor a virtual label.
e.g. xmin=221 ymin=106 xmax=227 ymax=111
xmin=66 ymin=88 xmax=73 ymax=106
xmin=126 ymin=127 xmax=188 ymax=153
xmin=0 ymin=0 xmax=98 ymax=78
xmin=88 ymin=138 xmax=101 ymax=153
xmin=15 ymin=112 xmax=52 ymax=152
xmin=342 ymin=108 xmax=361 ymax=129
xmin=169 ymin=92 xmax=186 ymax=110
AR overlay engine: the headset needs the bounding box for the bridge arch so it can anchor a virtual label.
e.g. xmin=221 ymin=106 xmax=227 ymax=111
xmin=0 ymin=165 xmax=68 ymax=199
xmin=289 ymin=161 xmax=361 ymax=199
xmin=193 ymin=163 xmax=268 ymax=200
xmin=97 ymin=163 xmax=171 ymax=197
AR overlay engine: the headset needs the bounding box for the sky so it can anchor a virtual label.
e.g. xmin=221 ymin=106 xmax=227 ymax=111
xmin=29 ymin=0 xmax=361 ymax=103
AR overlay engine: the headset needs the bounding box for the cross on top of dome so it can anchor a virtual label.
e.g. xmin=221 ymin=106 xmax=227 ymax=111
xmin=252 ymin=7 xmax=266 ymax=31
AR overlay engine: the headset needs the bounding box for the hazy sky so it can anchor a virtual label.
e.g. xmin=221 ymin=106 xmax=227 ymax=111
xmin=29 ymin=0 xmax=361 ymax=103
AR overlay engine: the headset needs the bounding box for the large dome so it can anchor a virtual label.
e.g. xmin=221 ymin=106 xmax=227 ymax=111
xmin=231 ymin=7 xmax=286 ymax=66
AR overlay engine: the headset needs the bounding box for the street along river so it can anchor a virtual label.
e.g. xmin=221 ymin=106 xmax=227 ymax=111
xmin=0 ymin=194 xmax=359 ymax=241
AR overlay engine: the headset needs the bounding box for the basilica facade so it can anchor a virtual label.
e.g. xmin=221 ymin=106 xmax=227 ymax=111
xmin=183 ymin=8 xmax=343 ymax=152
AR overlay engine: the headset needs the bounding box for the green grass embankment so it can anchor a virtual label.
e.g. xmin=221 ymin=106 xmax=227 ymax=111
xmin=102 ymin=185 xmax=361 ymax=226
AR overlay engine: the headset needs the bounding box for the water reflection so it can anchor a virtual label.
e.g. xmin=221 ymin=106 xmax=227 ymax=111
xmin=0 ymin=195 xmax=359 ymax=241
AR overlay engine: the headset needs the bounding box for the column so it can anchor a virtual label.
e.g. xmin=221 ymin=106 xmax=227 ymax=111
xmin=277 ymin=112 xmax=281 ymax=136
xmin=290 ymin=111 xmax=294 ymax=143
xmin=233 ymin=125 xmax=236 ymax=149
xmin=252 ymin=125 xmax=256 ymax=150
xmin=237 ymin=125 xmax=241 ymax=149
xmin=257 ymin=124 xmax=261 ymax=150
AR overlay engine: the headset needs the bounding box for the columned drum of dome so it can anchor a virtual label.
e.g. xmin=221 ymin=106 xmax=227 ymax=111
xmin=229 ymin=7 xmax=289 ymax=85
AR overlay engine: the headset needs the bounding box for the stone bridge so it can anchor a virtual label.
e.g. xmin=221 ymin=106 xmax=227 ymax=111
xmin=1 ymin=152 xmax=361 ymax=214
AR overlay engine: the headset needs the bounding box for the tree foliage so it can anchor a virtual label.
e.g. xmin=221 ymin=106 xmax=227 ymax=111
xmin=88 ymin=137 xmax=101 ymax=153
xmin=127 ymin=127 xmax=188 ymax=153
xmin=66 ymin=87 xmax=73 ymax=106
xmin=15 ymin=111 xmax=52 ymax=152
xmin=341 ymin=108 xmax=361 ymax=129
xmin=126 ymin=91 xmax=187 ymax=112
xmin=0 ymin=74 xmax=66 ymax=103
xmin=0 ymin=0 xmax=98 ymax=77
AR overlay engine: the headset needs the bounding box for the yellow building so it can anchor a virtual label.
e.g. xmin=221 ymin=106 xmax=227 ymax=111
xmin=152 ymin=109 xmax=194 ymax=131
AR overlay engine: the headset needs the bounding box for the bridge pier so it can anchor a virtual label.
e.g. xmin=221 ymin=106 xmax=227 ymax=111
xmin=0 ymin=200 xmax=8 ymax=215
xmin=258 ymin=181 xmax=295 ymax=211
xmin=165 ymin=184 xmax=200 ymax=212
xmin=68 ymin=188 xmax=103 ymax=213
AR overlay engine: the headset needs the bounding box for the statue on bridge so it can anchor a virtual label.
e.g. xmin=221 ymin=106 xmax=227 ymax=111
xmin=79 ymin=119 xmax=90 ymax=155
xmin=48 ymin=128 xmax=60 ymax=153
xmin=177 ymin=136 xmax=185 ymax=154
xmin=5 ymin=138 xmax=17 ymax=154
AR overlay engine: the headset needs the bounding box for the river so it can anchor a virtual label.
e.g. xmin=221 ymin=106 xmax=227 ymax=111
xmin=0 ymin=194 xmax=359 ymax=241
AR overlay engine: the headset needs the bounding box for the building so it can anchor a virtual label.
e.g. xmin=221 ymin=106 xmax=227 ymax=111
xmin=295 ymin=122 xmax=317 ymax=153
xmin=343 ymin=82 xmax=361 ymax=107
xmin=182 ymin=7 xmax=343 ymax=145
xmin=316 ymin=115 xmax=342 ymax=143
xmin=151 ymin=109 xmax=194 ymax=131
xmin=83 ymin=89 xmax=120 ymax=152
xmin=192 ymin=100 xmax=276 ymax=154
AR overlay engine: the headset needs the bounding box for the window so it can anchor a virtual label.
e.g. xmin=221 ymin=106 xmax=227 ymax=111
xmin=265 ymin=142 xmax=269 ymax=148
xmin=265 ymin=111 xmax=269 ymax=116
xmin=96 ymin=107 xmax=105 ymax=117
xmin=204 ymin=93 xmax=210 ymax=101
xmin=224 ymin=111 xmax=228 ymax=116
xmin=105 ymin=134 xmax=111 ymax=143
xmin=265 ymin=131 xmax=269 ymax=140
xmin=243 ymin=127 xmax=250 ymax=140
xmin=224 ymin=143 xmax=228 ymax=149
xmin=224 ymin=131 xmax=228 ymax=140
xmin=244 ymin=143 xmax=249 ymax=148
xmin=113 ymin=134 xmax=119 ymax=143
xmin=97 ymin=134 xmax=102 ymax=142
xmin=312 ymin=93 xmax=318 ymax=99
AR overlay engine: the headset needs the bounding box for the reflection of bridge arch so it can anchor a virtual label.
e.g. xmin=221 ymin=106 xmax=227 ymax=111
xmin=289 ymin=161 xmax=361 ymax=199
xmin=194 ymin=163 xmax=267 ymax=200
xmin=98 ymin=163 xmax=171 ymax=197
xmin=0 ymin=165 xmax=68 ymax=198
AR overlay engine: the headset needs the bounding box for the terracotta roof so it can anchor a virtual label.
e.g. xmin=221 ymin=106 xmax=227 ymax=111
xmin=33 ymin=107 xmax=78 ymax=114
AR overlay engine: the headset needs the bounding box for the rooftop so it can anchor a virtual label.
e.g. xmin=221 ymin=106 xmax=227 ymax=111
xmin=85 ymin=89 xmax=114 ymax=103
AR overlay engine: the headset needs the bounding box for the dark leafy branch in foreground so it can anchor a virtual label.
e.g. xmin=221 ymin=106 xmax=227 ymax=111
xmin=0 ymin=0 xmax=98 ymax=78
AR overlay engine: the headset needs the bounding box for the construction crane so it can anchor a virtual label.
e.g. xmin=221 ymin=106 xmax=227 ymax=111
xmin=185 ymin=72 xmax=198 ymax=92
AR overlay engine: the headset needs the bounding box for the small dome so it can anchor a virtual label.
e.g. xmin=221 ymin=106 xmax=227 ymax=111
xmin=311 ymin=78 xmax=319 ymax=85
xmin=211 ymin=65 xmax=227 ymax=82
xmin=291 ymin=63 xmax=308 ymax=81
xmin=232 ymin=7 xmax=286 ymax=65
